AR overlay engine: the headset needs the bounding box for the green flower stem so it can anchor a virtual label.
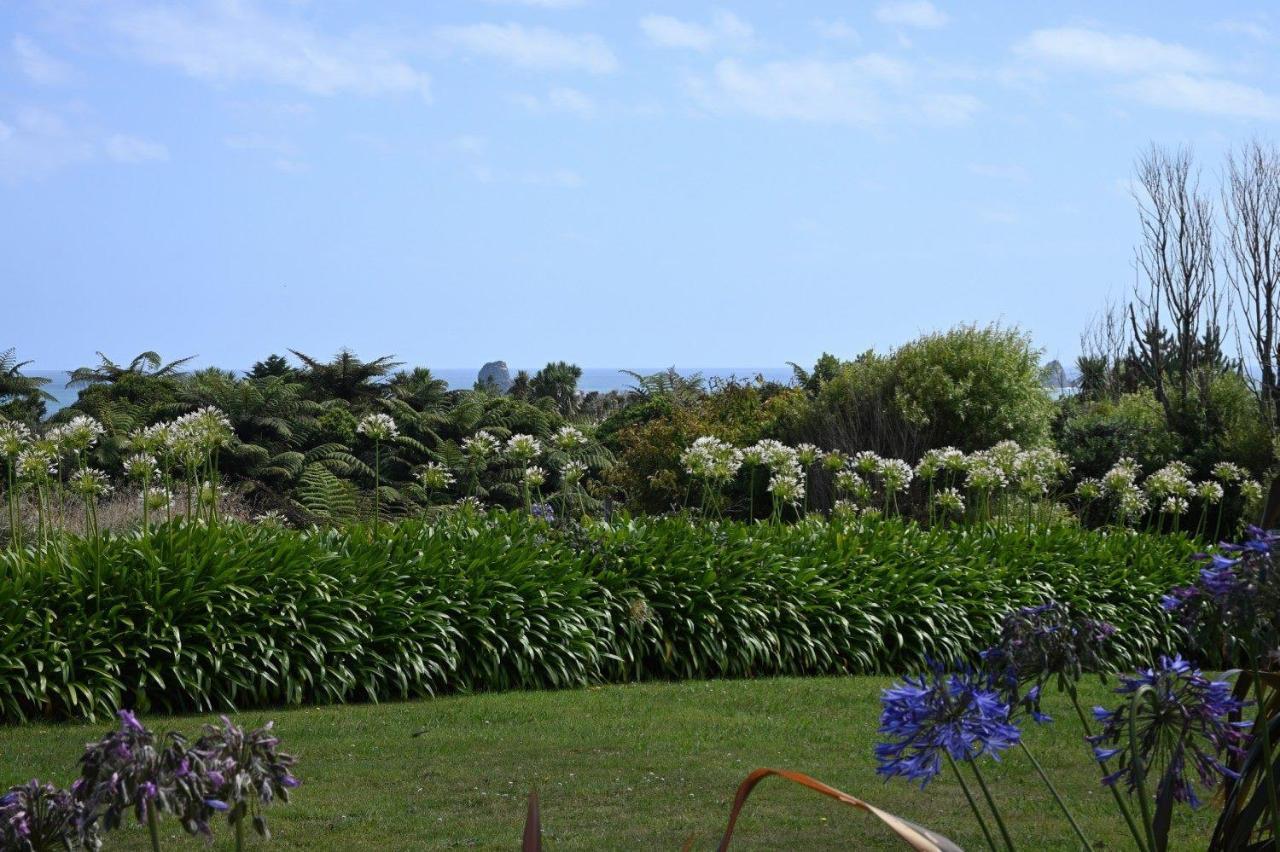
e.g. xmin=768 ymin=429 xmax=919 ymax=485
xmin=968 ymin=758 xmax=1016 ymax=852
xmin=235 ymin=815 xmax=245 ymax=852
xmin=1247 ymin=665 xmax=1280 ymax=847
xmin=1128 ymin=686 xmax=1158 ymax=852
xmin=1018 ymin=739 xmax=1092 ymax=850
xmin=146 ymin=804 xmax=161 ymax=852
xmin=1067 ymin=686 xmax=1147 ymax=852
xmin=947 ymin=753 xmax=999 ymax=852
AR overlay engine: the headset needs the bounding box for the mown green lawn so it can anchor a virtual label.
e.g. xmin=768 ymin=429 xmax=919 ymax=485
xmin=0 ymin=677 xmax=1216 ymax=850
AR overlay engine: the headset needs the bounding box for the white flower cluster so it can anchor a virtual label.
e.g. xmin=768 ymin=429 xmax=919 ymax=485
xmin=356 ymin=412 xmax=399 ymax=442
xmin=552 ymin=425 xmax=587 ymax=451
xmin=559 ymin=459 xmax=588 ymax=484
xmin=70 ymin=467 xmax=113 ymax=499
xmin=681 ymin=436 xmax=743 ymax=486
xmin=416 ymin=462 xmax=454 ymax=491
xmin=462 ymin=430 xmax=501 ymax=461
xmin=0 ymin=420 xmax=32 ymax=459
xmin=505 ymin=433 xmax=542 ymax=462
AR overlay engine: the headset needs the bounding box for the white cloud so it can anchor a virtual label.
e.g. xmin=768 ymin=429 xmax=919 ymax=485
xmin=639 ymin=11 xmax=753 ymax=52
xmin=1120 ymin=73 xmax=1280 ymax=119
xmin=813 ymin=19 xmax=859 ymax=42
xmin=515 ymin=85 xmax=594 ymax=114
xmin=104 ymin=134 xmax=169 ymax=163
xmin=111 ymin=2 xmax=432 ymax=99
xmin=12 ymin=35 xmax=75 ymax=85
xmin=0 ymin=106 xmax=165 ymax=181
xmin=1214 ymin=19 xmax=1273 ymax=43
xmin=689 ymin=56 xmax=977 ymax=126
xmin=479 ymin=0 xmax=586 ymax=7
xmin=875 ymin=2 xmax=948 ymax=29
xmin=435 ymin=23 xmax=616 ymax=73
xmin=1014 ymin=28 xmax=1211 ymax=75
xmin=969 ymin=162 xmax=1029 ymax=181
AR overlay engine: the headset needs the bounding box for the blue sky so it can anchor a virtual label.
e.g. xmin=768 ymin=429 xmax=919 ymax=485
xmin=3 ymin=1 xmax=1279 ymax=371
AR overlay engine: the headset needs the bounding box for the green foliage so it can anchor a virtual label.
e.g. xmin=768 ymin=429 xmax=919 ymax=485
xmin=779 ymin=325 xmax=1053 ymax=458
xmin=0 ymin=348 xmax=53 ymax=423
xmin=1054 ymin=390 xmax=1180 ymax=479
xmin=529 ymin=361 xmax=583 ymax=415
xmin=0 ymin=513 xmax=1197 ymax=722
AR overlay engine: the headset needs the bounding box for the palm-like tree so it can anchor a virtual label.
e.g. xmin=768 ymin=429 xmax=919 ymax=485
xmin=67 ymin=351 xmax=195 ymax=387
xmin=0 ymin=348 xmax=55 ymax=422
xmin=289 ymin=349 xmax=403 ymax=404
xmin=530 ymin=361 xmax=583 ymax=416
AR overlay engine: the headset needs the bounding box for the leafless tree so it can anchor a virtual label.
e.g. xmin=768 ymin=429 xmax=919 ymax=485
xmin=1128 ymin=145 xmax=1221 ymax=418
xmin=1223 ymin=140 xmax=1280 ymax=427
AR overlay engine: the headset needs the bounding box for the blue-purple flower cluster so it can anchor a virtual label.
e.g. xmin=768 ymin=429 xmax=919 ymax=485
xmin=1088 ymin=655 xmax=1250 ymax=808
xmin=1 ymin=708 xmax=299 ymax=849
xmin=980 ymin=600 xmax=1117 ymax=724
xmin=875 ymin=664 xmax=1021 ymax=787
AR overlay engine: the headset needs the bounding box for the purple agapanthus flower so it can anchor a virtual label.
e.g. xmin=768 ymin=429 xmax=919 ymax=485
xmin=1089 ymin=655 xmax=1250 ymax=808
xmin=875 ymin=664 xmax=1021 ymax=788
xmin=530 ymin=502 xmax=555 ymax=522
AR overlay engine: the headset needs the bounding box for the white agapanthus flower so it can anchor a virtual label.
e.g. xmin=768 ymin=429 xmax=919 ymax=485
xmin=1160 ymin=495 xmax=1189 ymax=516
xmin=681 ymin=437 xmax=743 ymax=485
xmin=749 ymin=439 xmax=797 ymax=471
xmin=70 ymin=467 xmax=113 ymax=499
xmin=965 ymin=456 xmax=1008 ymax=493
xmin=129 ymin=422 xmax=174 ymax=455
xmin=523 ymin=465 xmax=547 ymax=487
xmin=830 ymin=499 xmax=860 ymax=522
xmin=939 ymin=447 xmax=969 ymax=474
xmin=356 ymin=413 xmax=399 ymax=442
xmin=559 ymin=459 xmax=588 ymax=484
xmin=143 ymin=486 xmax=172 ymax=513
xmin=552 ymin=425 xmax=587 ymax=451
xmin=1075 ymin=478 xmax=1103 ymax=501
xmin=1117 ymin=489 xmax=1149 ymax=524
xmin=850 ymin=450 xmax=882 ymax=476
xmin=932 ymin=486 xmax=965 ymax=516
xmin=795 ymin=443 xmax=821 ymax=466
xmin=58 ymin=415 xmax=104 ymax=454
xmin=123 ymin=453 xmax=159 ymax=483
xmin=253 ymin=510 xmax=289 ymax=527
xmin=174 ymin=406 xmax=234 ymax=451
xmin=914 ymin=449 xmax=944 ymax=481
xmin=1101 ymin=457 xmax=1140 ymax=495
xmin=1212 ymin=461 xmax=1245 ymax=484
xmin=1144 ymin=464 xmax=1191 ymax=499
xmin=15 ymin=448 xmax=55 ymax=482
xmin=877 ymin=458 xmax=914 ymax=493
xmin=1241 ymin=479 xmax=1265 ymax=504
xmin=416 ymin=462 xmax=454 ymax=491
xmin=1194 ymin=480 xmax=1224 ymax=504
xmin=821 ymin=450 xmax=846 ymax=473
xmin=505 ymin=433 xmax=542 ymax=462
xmin=767 ymin=469 xmax=803 ymax=506
xmin=462 ymin=430 xmax=500 ymax=461
xmin=0 ymin=420 xmax=32 ymax=459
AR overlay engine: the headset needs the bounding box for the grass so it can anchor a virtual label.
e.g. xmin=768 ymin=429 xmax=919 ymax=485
xmin=0 ymin=676 xmax=1217 ymax=850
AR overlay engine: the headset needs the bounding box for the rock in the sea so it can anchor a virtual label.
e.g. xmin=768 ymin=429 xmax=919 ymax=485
xmin=477 ymin=361 xmax=512 ymax=393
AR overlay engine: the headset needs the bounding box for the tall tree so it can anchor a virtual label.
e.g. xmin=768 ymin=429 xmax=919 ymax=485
xmin=289 ymin=349 xmax=402 ymax=404
xmin=529 ymin=361 xmax=583 ymax=416
xmin=0 ymin=349 xmax=54 ymax=423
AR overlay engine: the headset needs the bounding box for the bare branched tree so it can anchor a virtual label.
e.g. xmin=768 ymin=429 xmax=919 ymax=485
xmin=1078 ymin=298 xmax=1128 ymax=398
xmin=1128 ymin=145 xmax=1221 ymax=417
xmin=1223 ymin=139 xmax=1280 ymax=427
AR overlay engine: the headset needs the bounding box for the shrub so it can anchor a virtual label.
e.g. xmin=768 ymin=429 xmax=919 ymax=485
xmin=1054 ymin=390 xmax=1180 ymax=480
xmin=0 ymin=513 xmax=1198 ymax=723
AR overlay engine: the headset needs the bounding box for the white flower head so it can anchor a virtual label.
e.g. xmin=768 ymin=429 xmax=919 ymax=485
xmin=356 ymin=412 xmax=398 ymax=442
xmin=850 ymin=450 xmax=882 ymax=475
xmin=559 ymin=459 xmax=588 ymax=484
xmin=682 ymin=437 xmax=743 ymax=485
xmin=174 ymin=406 xmax=234 ymax=451
xmin=767 ymin=469 xmax=803 ymax=506
xmin=416 ymin=462 xmax=455 ymax=491
xmin=552 ymin=425 xmax=587 ymax=451
xmin=795 ymin=443 xmax=821 ymax=466
xmin=505 ymin=433 xmax=542 ymax=462
xmin=59 ymin=415 xmax=104 ymax=454
xmin=15 ymin=447 xmax=56 ymax=482
xmin=1212 ymin=461 xmax=1245 ymax=484
xmin=523 ymin=465 xmax=547 ymax=487
xmin=123 ymin=453 xmax=159 ymax=482
xmin=143 ymin=486 xmax=172 ymax=513
xmin=1194 ymin=480 xmax=1224 ymax=504
xmin=932 ymin=486 xmax=965 ymax=516
xmin=877 ymin=458 xmax=914 ymax=493
xmin=1160 ymin=495 xmax=1189 ymax=516
xmin=0 ymin=420 xmax=33 ymax=458
xmin=1241 ymin=479 xmax=1265 ymax=503
xmin=462 ymin=430 xmax=500 ymax=461
xmin=70 ymin=467 xmax=113 ymax=499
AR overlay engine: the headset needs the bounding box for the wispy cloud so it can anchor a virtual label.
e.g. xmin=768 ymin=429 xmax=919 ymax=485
xmin=12 ymin=35 xmax=75 ymax=85
xmin=435 ymin=22 xmax=617 ymax=73
xmin=513 ymin=85 xmax=594 ymax=114
xmin=0 ymin=105 xmax=166 ymax=182
xmin=639 ymin=11 xmax=753 ymax=52
xmin=111 ymin=2 xmax=432 ymax=99
xmin=1120 ymin=73 xmax=1280 ymax=119
xmin=688 ymin=55 xmax=978 ymax=126
xmin=813 ymin=19 xmax=859 ymax=43
xmin=104 ymin=134 xmax=169 ymax=163
xmin=1014 ymin=28 xmax=1211 ymax=75
xmin=875 ymin=2 xmax=949 ymax=30
xmin=1214 ymin=19 xmax=1273 ymax=43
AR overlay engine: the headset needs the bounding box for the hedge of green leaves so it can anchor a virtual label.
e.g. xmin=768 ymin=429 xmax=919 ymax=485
xmin=0 ymin=513 xmax=1200 ymax=722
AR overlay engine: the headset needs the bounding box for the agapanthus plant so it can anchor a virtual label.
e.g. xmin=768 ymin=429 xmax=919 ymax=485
xmin=1 ymin=779 xmax=99 ymax=851
xmin=876 ymin=663 xmax=1020 ymax=851
xmin=192 ymin=716 xmax=300 ymax=847
xmin=1089 ymin=656 xmax=1249 ymax=851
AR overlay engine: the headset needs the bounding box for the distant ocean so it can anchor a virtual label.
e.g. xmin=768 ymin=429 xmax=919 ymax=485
xmin=30 ymin=367 xmax=797 ymax=417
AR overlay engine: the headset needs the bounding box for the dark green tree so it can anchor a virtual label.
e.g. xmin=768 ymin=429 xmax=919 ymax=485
xmin=529 ymin=361 xmax=583 ymax=416
xmin=0 ymin=349 xmax=54 ymax=423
